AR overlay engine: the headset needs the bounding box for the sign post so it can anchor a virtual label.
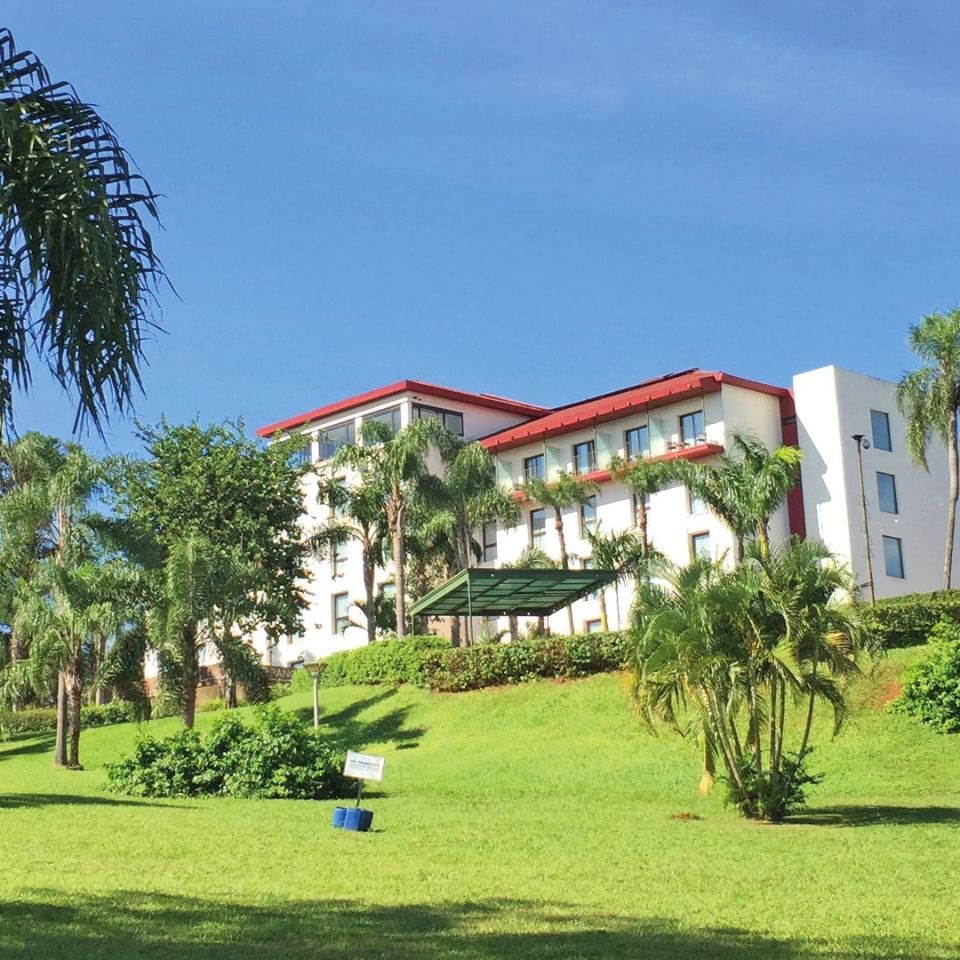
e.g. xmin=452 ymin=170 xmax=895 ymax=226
xmin=333 ymin=751 xmax=385 ymax=832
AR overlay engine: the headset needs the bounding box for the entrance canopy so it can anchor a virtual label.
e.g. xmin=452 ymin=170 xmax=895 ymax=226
xmin=409 ymin=568 xmax=618 ymax=618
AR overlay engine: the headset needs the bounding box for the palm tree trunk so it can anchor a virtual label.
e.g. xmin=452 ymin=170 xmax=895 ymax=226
xmin=945 ymin=409 xmax=958 ymax=589
xmin=362 ymin=546 xmax=377 ymax=646
xmin=53 ymin=671 xmax=67 ymax=767
xmin=94 ymin=634 xmax=108 ymax=705
xmin=554 ymin=508 xmax=575 ymax=634
xmin=598 ymin=589 xmax=608 ymax=632
xmin=64 ymin=664 xmax=83 ymax=769
xmin=508 ymin=615 xmax=519 ymax=642
xmin=392 ymin=492 xmax=407 ymax=638
xmin=180 ymin=625 xmax=199 ymax=728
xmin=637 ymin=501 xmax=649 ymax=558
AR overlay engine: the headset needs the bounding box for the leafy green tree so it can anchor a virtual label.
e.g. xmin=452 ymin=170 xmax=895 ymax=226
xmin=610 ymin=456 xmax=682 ymax=558
xmin=896 ymin=308 xmax=960 ymax=588
xmin=631 ymin=540 xmax=867 ymax=821
xmin=0 ymin=29 xmax=165 ymax=434
xmin=524 ymin=472 xmax=598 ymax=633
xmin=584 ymin=526 xmax=644 ymax=631
xmin=679 ymin=432 xmax=802 ymax=561
xmin=115 ymin=420 xmax=309 ymax=726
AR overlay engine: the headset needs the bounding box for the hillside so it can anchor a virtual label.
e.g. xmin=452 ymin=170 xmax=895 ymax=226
xmin=1 ymin=648 xmax=958 ymax=959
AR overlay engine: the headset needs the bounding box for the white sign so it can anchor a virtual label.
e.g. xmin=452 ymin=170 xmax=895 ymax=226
xmin=343 ymin=750 xmax=385 ymax=782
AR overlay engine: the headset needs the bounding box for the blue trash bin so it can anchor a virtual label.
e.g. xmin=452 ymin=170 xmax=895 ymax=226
xmin=343 ymin=807 xmax=363 ymax=831
xmin=331 ymin=806 xmax=347 ymax=829
xmin=359 ymin=809 xmax=374 ymax=832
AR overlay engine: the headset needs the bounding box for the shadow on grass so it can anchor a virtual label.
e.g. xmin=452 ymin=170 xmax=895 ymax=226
xmin=0 ymin=735 xmax=55 ymax=759
xmin=0 ymin=892 xmax=945 ymax=960
xmin=297 ymin=688 xmax=426 ymax=751
xmin=0 ymin=793 xmax=191 ymax=811
xmin=788 ymin=804 xmax=960 ymax=827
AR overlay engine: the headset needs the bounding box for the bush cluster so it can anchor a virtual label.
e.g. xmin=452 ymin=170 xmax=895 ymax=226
xmin=106 ymin=704 xmax=350 ymax=799
xmin=1 ymin=700 xmax=137 ymax=738
xmin=318 ymin=635 xmax=451 ymax=688
xmin=420 ymin=631 xmax=631 ymax=692
xmin=862 ymin=590 xmax=960 ymax=648
xmin=893 ymin=619 xmax=960 ymax=732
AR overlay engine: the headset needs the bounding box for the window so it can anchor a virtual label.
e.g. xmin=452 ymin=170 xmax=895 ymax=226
xmin=688 ymin=487 xmax=707 ymax=515
xmin=333 ymin=592 xmax=350 ymax=634
xmin=876 ymin=472 xmax=898 ymax=514
xmin=882 ymin=535 xmax=905 ymax=579
xmin=332 ymin=538 xmax=348 ymax=577
xmin=580 ymin=495 xmax=597 ymax=535
xmin=691 ymin=532 xmax=711 ymax=560
xmin=585 ymin=619 xmax=602 ymax=633
xmin=680 ymin=410 xmax=705 ymax=446
xmin=530 ymin=508 xmax=546 ymax=549
xmin=291 ymin=441 xmax=312 ymax=466
xmin=573 ymin=440 xmax=596 ymax=474
xmin=625 ymin=425 xmax=649 ymax=460
xmin=413 ymin=403 xmax=464 ymax=436
xmin=524 ymin=454 xmax=545 ymax=482
xmin=366 ymin=405 xmax=401 ymax=437
xmin=482 ymin=521 xmax=497 ymax=562
xmin=871 ymin=410 xmax=892 ymax=452
xmin=318 ymin=421 xmax=355 ymax=461
xmin=582 ymin=557 xmax=599 ymax=600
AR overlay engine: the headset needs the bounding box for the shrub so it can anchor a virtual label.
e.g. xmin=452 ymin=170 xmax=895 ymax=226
xmin=320 ymin=635 xmax=451 ymax=688
xmin=1 ymin=700 xmax=137 ymax=738
xmin=893 ymin=619 xmax=960 ymax=732
xmin=106 ymin=704 xmax=351 ymax=800
xmin=290 ymin=667 xmax=315 ymax=694
xmin=862 ymin=590 xmax=960 ymax=648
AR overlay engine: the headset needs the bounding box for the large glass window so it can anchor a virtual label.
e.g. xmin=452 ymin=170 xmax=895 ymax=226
xmin=691 ymin=531 xmax=711 ymax=560
xmin=680 ymin=410 xmax=705 ymax=445
xmin=332 ymin=538 xmax=348 ymax=577
xmin=580 ymin=495 xmax=597 ymax=535
xmin=482 ymin=521 xmax=497 ymax=562
xmin=366 ymin=405 xmax=402 ymax=437
xmin=530 ymin=508 xmax=546 ymax=549
xmin=317 ymin=421 xmax=355 ymax=461
xmin=882 ymin=535 xmax=905 ymax=579
xmin=877 ymin=472 xmax=898 ymax=514
xmin=333 ymin=592 xmax=350 ymax=634
xmin=688 ymin=487 xmax=707 ymax=515
xmin=625 ymin=425 xmax=649 ymax=460
xmin=413 ymin=403 xmax=464 ymax=436
xmin=524 ymin=454 xmax=545 ymax=482
xmin=573 ymin=440 xmax=596 ymax=475
xmin=871 ymin=410 xmax=892 ymax=452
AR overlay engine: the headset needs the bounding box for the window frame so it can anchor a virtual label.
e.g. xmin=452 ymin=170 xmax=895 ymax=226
xmin=882 ymin=535 xmax=905 ymax=579
xmin=584 ymin=619 xmax=603 ymax=634
xmin=679 ymin=410 xmax=706 ymax=446
xmin=413 ymin=402 xmax=465 ymax=436
xmin=482 ymin=521 xmax=498 ymax=562
xmin=624 ymin=424 xmax=650 ymax=461
xmin=332 ymin=537 xmax=349 ymax=578
xmin=871 ymin=409 xmax=892 ymax=452
xmin=690 ymin=531 xmax=711 ymax=561
xmin=580 ymin=494 xmax=598 ymax=537
xmin=573 ymin=439 xmax=596 ymax=475
xmin=529 ymin=508 xmax=547 ymax=549
xmin=524 ymin=453 xmax=545 ymax=482
xmin=876 ymin=471 xmax=899 ymax=515
xmin=317 ymin=420 xmax=355 ymax=461
xmin=333 ymin=592 xmax=351 ymax=635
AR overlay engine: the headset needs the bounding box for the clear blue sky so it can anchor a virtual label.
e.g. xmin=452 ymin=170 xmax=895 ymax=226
xmin=9 ymin=2 xmax=960 ymax=452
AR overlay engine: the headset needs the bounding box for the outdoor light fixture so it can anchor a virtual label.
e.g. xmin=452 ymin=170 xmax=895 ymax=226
xmin=851 ymin=434 xmax=876 ymax=605
xmin=297 ymin=657 xmax=325 ymax=728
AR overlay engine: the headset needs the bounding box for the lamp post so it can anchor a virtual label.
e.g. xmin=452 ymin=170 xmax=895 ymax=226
xmin=301 ymin=659 xmax=324 ymax=728
xmin=851 ymin=434 xmax=876 ymax=606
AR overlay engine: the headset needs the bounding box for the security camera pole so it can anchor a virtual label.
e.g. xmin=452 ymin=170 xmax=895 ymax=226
xmin=851 ymin=434 xmax=876 ymax=606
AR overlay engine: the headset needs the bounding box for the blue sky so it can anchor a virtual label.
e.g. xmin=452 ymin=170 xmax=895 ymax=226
xmin=9 ymin=2 xmax=960 ymax=452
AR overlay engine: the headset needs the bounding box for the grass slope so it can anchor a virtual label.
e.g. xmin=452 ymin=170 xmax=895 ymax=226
xmin=1 ymin=647 xmax=958 ymax=959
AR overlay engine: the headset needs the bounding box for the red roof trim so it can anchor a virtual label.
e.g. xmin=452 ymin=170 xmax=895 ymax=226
xmin=481 ymin=371 xmax=788 ymax=454
xmin=257 ymin=380 xmax=548 ymax=438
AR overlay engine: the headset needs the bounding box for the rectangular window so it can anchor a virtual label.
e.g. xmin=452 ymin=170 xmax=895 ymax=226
xmin=318 ymin=421 xmax=355 ymax=461
xmin=691 ymin=531 xmax=711 ymax=560
xmin=585 ymin=619 xmax=602 ymax=634
xmin=582 ymin=557 xmax=599 ymax=599
xmin=871 ymin=410 xmax=892 ymax=452
xmin=624 ymin=425 xmax=650 ymax=460
xmin=876 ymin=472 xmax=898 ymax=514
xmin=332 ymin=539 xmax=348 ymax=577
xmin=688 ymin=487 xmax=707 ymax=515
xmin=680 ymin=410 xmax=705 ymax=446
xmin=291 ymin=441 xmax=312 ymax=466
xmin=530 ymin=508 xmax=546 ymax=549
xmin=366 ymin=405 xmax=402 ymax=437
xmin=580 ymin=495 xmax=597 ymax=535
xmin=413 ymin=403 xmax=465 ymax=436
xmin=482 ymin=521 xmax=498 ymax=562
xmin=573 ymin=440 xmax=596 ymax=475
xmin=333 ymin=592 xmax=350 ymax=634
xmin=524 ymin=454 xmax=545 ymax=482
xmin=882 ymin=535 xmax=905 ymax=579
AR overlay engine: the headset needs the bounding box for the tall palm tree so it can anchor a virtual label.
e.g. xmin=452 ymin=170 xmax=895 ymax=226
xmin=610 ymin=456 xmax=683 ymax=558
xmin=679 ymin=432 xmax=802 ymax=561
xmin=896 ymin=308 xmax=960 ymax=589
xmin=524 ymin=472 xmax=598 ymax=633
xmin=0 ymin=29 xmax=165 ymax=434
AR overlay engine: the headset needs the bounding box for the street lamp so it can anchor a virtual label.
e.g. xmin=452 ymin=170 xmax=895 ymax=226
xmin=299 ymin=658 xmax=325 ymax=728
xmin=851 ymin=434 xmax=876 ymax=606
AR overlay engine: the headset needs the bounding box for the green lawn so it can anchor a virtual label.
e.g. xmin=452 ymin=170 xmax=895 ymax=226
xmin=1 ymin=647 xmax=958 ymax=959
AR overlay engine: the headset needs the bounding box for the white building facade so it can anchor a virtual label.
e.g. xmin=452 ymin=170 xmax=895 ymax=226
xmin=241 ymin=364 xmax=956 ymax=667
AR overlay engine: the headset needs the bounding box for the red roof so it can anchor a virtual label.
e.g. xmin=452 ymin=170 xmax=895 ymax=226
xmin=480 ymin=370 xmax=788 ymax=453
xmin=256 ymin=380 xmax=548 ymax=438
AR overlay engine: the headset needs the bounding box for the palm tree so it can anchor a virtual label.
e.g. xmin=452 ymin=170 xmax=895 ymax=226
xmin=335 ymin=419 xmax=444 ymax=637
xmin=0 ymin=29 xmax=165 ymax=434
xmin=631 ymin=540 xmax=866 ymax=821
xmin=896 ymin=308 xmax=960 ymax=589
xmin=679 ymin=432 xmax=802 ymax=561
xmin=502 ymin=546 xmax=556 ymax=640
xmin=584 ymin=526 xmax=644 ymax=631
xmin=524 ymin=472 xmax=598 ymax=633
xmin=610 ymin=456 xmax=682 ymax=558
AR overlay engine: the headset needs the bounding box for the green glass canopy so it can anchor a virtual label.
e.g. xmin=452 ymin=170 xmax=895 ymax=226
xmin=408 ymin=567 xmax=618 ymax=618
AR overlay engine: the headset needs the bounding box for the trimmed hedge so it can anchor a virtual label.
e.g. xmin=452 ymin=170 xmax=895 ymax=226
xmin=1 ymin=700 xmax=137 ymax=738
xmin=318 ymin=635 xmax=452 ymax=688
xmin=862 ymin=590 xmax=960 ymax=649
